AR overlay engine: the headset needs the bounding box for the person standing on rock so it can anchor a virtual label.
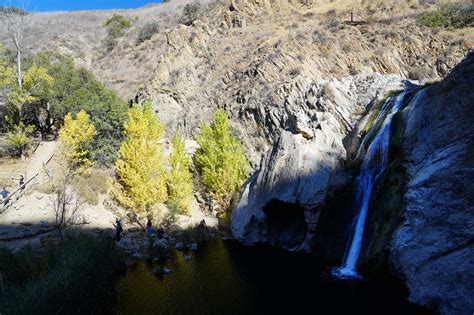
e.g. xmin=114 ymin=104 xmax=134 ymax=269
xmin=146 ymin=219 xmax=155 ymax=237
xmin=113 ymin=218 xmax=123 ymax=241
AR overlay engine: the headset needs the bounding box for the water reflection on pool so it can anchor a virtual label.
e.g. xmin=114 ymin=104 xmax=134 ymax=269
xmin=114 ymin=239 xmax=431 ymax=314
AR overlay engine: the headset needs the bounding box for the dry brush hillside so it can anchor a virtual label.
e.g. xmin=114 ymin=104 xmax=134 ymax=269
xmin=0 ymin=0 xmax=472 ymax=165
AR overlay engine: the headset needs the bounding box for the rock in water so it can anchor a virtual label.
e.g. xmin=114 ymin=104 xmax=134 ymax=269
xmin=175 ymin=242 xmax=186 ymax=251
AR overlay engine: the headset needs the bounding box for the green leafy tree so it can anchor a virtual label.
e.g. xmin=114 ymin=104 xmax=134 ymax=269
xmin=23 ymin=65 xmax=53 ymax=101
xmin=167 ymin=133 xmax=193 ymax=215
xmin=34 ymin=52 xmax=128 ymax=165
xmin=195 ymin=110 xmax=250 ymax=209
xmin=113 ymin=100 xmax=167 ymax=221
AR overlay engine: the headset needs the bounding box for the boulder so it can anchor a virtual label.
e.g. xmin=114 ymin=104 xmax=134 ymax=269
xmin=175 ymin=242 xmax=186 ymax=251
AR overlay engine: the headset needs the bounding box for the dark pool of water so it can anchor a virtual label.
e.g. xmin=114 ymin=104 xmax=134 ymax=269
xmin=113 ymin=239 xmax=431 ymax=315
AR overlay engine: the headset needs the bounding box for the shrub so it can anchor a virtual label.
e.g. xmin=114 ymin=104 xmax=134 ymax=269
xmin=420 ymin=3 xmax=473 ymax=29
xmin=6 ymin=122 xmax=34 ymax=157
xmin=194 ymin=110 xmax=250 ymax=209
xmin=420 ymin=10 xmax=452 ymax=28
xmin=0 ymin=233 xmax=126 ymax=314
xmin=442 ymin=3 xmax=473 ymax=28
xmin=103 ymin=14 xmax=131 ymax=51
xmin=179 ymin=2 xmax=201 ymax=26
xmin=137 ymin=21 xmax=160 ymax=44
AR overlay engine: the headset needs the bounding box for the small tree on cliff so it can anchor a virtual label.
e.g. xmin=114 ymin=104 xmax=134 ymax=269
xmin=113 ymin=100 xmax=167 ymax=222
xmin=167 ymin=133 xmax=193 ymax=215
xmin=59 ymin=110 xmax=96 ymax=172
xmin=195 ymin=110 xmax=250 ymax=209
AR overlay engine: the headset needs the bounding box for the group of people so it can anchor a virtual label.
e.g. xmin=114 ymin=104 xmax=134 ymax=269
xmin=1 ymin=175 xmax=25 ymax=206
xmin=113 ymin=218 xmax=165 ymax=242
xmin=112 ymin=197 xmax=216 ymax=242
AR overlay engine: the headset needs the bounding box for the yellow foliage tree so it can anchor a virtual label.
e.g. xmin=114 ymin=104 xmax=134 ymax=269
xmin=167 ymin=133 xmax=193 ymax=215
xmin=0 ymin=60 xmax=15 ymax=87
xmin=113 ymin=100 xmax=167 ymax=219
xmin=23 ymin=65 xmax=54 ymax=101
xmin=195 ymin=110 xmax=250 ymax=209
xmin=59 ymin=110 xmax=96 ymax=172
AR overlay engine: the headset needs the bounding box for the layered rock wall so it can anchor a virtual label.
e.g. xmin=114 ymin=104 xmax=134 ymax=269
xmin=389 ymin=52 xmax=474 ymax=315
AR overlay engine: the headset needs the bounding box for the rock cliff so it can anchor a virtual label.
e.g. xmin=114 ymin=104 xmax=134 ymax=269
xmin=389 ymin=52 xmax=474 ymax=315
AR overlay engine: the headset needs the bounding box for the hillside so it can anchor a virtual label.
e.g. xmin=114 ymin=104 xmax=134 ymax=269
xmin=0 ymin=0 xmax=471 ymax=107
xmin=0 ymin=1 xmax=473 ymax=313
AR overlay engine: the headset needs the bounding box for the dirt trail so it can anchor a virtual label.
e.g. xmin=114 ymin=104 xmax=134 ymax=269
xmin=25 ymin=141 xmax=57 ymax=180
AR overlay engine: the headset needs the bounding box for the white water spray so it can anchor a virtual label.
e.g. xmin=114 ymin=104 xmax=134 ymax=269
xmin=335 ymin=91 xmax=408 ymax=278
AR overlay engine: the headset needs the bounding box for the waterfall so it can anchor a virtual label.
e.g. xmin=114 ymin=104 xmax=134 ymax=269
xmin=335 ymin=91 xmax=409 ymax=278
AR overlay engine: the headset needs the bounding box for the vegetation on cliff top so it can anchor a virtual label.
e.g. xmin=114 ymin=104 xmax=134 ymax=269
xmin=420 ymin=3 xmax=473 ymax=29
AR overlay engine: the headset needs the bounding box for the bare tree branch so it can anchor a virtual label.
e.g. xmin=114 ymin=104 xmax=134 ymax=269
xmin=49 ymin=164 xmax=88 ymax=238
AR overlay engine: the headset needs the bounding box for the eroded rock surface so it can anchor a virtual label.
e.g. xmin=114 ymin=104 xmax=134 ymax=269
xmin=231 ymin=74 xmax=403 ymax=250
xmin=389 ymin=52 xmax=474 ymax=315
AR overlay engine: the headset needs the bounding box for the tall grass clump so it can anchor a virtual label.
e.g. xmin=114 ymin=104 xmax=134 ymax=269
xmin=0 ymin=233 xmax=126 ymax=314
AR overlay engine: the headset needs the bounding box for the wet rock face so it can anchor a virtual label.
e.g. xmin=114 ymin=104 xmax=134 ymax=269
xmin=391 ymin=52 xmax=474 ymax=314
xmin=231 ymin=74 xmax=403 ymax=251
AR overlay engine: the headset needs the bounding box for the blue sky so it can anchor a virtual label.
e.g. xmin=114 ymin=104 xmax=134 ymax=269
xmin=4 ymin=1 xmax=160 ymax=12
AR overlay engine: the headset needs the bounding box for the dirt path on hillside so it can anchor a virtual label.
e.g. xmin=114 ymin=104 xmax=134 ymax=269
xmin=25 ymin=141 xmax=57 ymax=180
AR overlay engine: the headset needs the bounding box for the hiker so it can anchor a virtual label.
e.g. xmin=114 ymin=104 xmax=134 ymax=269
xmin=113 ymin=218 xmax=123 ymax=241
xmin=146 ymin=219 xmax=155 ymax=237
xmin=1 ymin=186 xmax=9 ymax=205
xmin=19 ymin=175 xmax=25 ymax=189
xmin=199 ymin=219 xmax=207 ymax=229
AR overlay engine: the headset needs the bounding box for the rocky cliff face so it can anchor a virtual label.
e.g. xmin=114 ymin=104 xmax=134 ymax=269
xmin=388 ymin=52 xmax=474 ymax=315
xmin=231 ymin=73 xmax=403 ymax=250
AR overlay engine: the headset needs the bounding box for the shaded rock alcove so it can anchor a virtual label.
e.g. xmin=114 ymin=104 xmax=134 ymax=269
xmin=263 ymin=199 xmax=307 ymax=249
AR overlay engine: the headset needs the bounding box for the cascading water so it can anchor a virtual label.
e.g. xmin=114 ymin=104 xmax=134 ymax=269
xmin=335 ymin=91 xmax=409 ymax=278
